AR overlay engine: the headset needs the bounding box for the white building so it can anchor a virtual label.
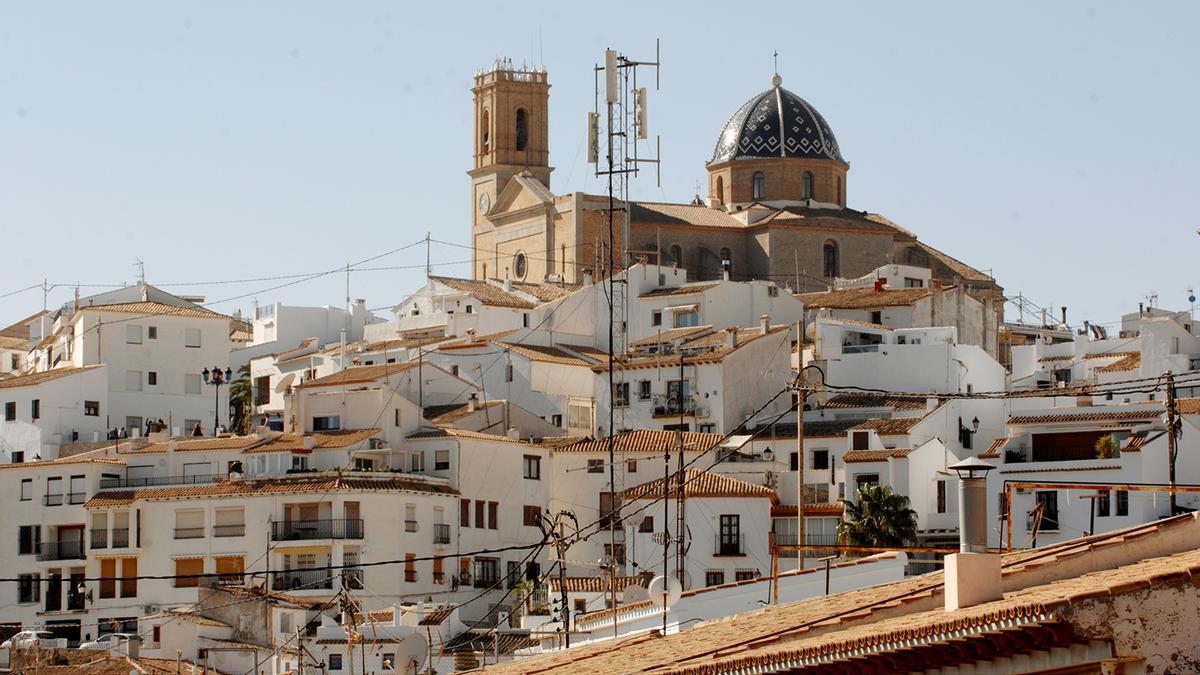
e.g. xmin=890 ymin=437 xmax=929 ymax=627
xmin=232 ymin=298 xmax=383 ymax=369
xmin=0 ymin=366 xmax=108 ymax=461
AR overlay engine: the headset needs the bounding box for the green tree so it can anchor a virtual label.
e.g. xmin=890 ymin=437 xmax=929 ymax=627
xmin=838 ymin=483 xmax=918 ymax=548
xmin=228 ymin=364 xmax=252 ymax=435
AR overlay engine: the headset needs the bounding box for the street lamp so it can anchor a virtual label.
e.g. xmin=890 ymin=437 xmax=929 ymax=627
xmin=761 ymin=447 xmax=775 ymax=463
xmin=202 ymin=366 xmax=233 ymax=437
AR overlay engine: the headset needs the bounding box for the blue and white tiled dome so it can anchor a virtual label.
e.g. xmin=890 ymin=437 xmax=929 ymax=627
xmin=710 ymin=75 xmax=845 ymax=164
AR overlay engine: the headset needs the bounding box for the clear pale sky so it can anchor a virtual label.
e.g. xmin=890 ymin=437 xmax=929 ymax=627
xmin=2 ymin=2 xmax=1197 ymax=330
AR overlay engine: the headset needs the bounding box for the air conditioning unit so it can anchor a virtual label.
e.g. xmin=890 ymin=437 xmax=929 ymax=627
xmin=695 ymin=406 xmax=711 ymax=419
xmin=369 ymin=438 xmax=386 ymax=450
xmin=143 ymin=605 xmax=158 ymax=615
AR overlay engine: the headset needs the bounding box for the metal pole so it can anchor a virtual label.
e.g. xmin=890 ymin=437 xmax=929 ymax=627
xmin=662 ymin=441 xmax=671 ymax=632
xmin=796 ymin=369 xmax=806 ymax=570
xmin=213 ymin=379 xmax=220 ymax=436
xmin=1167 ymin=370 xmax=1180 ymax=515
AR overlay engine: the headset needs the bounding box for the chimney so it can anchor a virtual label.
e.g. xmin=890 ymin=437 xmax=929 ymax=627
xmin=1139 ymin=302 xmax=1145 ymax=316
xmin=467 ymin=393 xmax=478 ymax=412
xmin=1061 ymin=306 xmax=1068 ymax=326
xmin=583 ymin=270 xmax=593 ymax=285
xmin=760 ymin=314 xmax=770 ymax=333
xmin=725 ymin=327 xmax=738 ymax=350
xmin=506 ymin=427 xmax=520 ymax=441
xmin=466 ymin=328 xmax=477 ymax=343
xmin=303 ymin=435 xmax=316 ymax=450
xmin=944 ymin=458 xmax=1000 ymax=611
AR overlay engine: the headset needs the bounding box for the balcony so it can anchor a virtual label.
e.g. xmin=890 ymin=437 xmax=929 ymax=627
xmin=714 ymin=534 xmax=745 ymax=557
xmin=91 ymin=529 xmax=107 ymax=549
xmin=343 ymin=567 xmax=364 ymax=589
xmin=272 ymin=568 xmax=334 ymax=592
xmin=67 ymin=492 xmax=86 ymax=505
xmin=174 ymin=527 xmax=205 ymax=540
xmin=99 ymin=473 xmax=223 ymax=490
xmin=433 ymin=523 xmax=451 ymax=545
xmin=43 ymin=494 xmax=64 ymax=506
xmin=37 ymin=540 xmax=86 ymax=561
xmin=111 ymin=528 xmax=129 ymax=548
xmin=213 ymin=524 xmax=245 ymax=538
xmin=270 ymin=519 xmax=364 ymax=541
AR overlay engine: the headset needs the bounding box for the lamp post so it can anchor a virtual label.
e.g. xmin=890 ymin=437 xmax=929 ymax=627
xmin=202 ymin=366 xmax=233 ymax=437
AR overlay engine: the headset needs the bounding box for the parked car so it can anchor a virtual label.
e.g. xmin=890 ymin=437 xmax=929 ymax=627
xmin=1 ymin=630 xmax=57 ymax=649
xmin=79 ymin=633 xmax=140 ymax=651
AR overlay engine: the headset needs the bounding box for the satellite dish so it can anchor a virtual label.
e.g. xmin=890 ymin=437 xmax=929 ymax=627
xmin=622 ymin=584 xmax=650 ymax=604
xmin=274 ymin=373 xmax=296 ymax=393
xmin=647 ymin=575 xmax=682 ymax=608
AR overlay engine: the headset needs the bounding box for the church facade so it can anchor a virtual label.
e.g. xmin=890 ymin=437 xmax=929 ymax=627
xmin=467 ymin=61 xmax=1002 ymax=312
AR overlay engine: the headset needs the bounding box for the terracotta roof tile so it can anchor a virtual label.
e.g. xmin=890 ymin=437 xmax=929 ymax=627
xmin=121 ymin=434 xmax=267 ymax=455
xmin=1007 ymin=408 xmax=1162 ymax=425
xmin=978 ymin=436 xmax=1009 ymax=459
xmin=84 ymin=474 xmax=456 ymax=507
xmin=623 ymin=468 xmax=776 ymax=501
xmin=434 ymin=329 xmax=521 ymax=351
xmin=0 ymin=365 xmax=104 ymax=390
xmin=1038 ymin=354 xmax=1074 ymax=363
xmin=841 ymin=447 xmax=912 ymax=463
xmin=244 ymin=428 xmax=381 ymax=453
xmin=0 ymin=448 xmax=125 ymax=470
xmin=507 ymin=279 xmax=580 ymax=303
xmin=77 ymin=301 xmax=228 ymax=320
xmin=771 ymin=503 xmax=845 ymax=517
xmin=1097 ymin=352 xmax=1141 ymax=372
xmin=628 ymin=326 xmax=715 ymax=349
xmin=427 ymin=401 xmax=502 ymax=425
xmin=799 ymin=286 xmax=932 ymax=310
xmin=822 ymin=394 xmax=928 ymax=411
xmin=428 ymin=276 xmax=536 ymax=308
xmin=848 ymin=416 xmax=925 ymax=435
xmin=500 ymin=343 xmax=599 ymax=367
xmin=297 ymin=362 xmax=421 ymax=388
xmin=1177 ymin=397 xmax=1200 ymax=415
xmin=630 ymin=201 xmax=745 ymax=229
xmin=550 ymin=429 xmax=725 ymax=454
xmin=639 ymin=283 xmax=719 ymax=298
xmin=1083 ymin=350 xmax=1140 ymax=360
xmin=549 ymin=576 xmax=647 ymax=593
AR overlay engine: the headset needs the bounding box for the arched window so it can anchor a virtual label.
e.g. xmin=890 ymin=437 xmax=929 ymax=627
xmin=480 ymin=109 xmax=490 ymax=154
xmin=802 ymin=172 xmax=814 ymax=200
xmin=482 ymin=263 xmax=487 ymax=279
xmin=822 ymin=240 xmax=839 ymax=278
xmin=715 ymin=176 xmax=724 ymax=203
xmin=515 ymin=108 xmax=528 ymax=151
xmin=513 ymin=251 xmax=528 ymax=280
xmin=752 ymin=172 xmax=765 ymax=200
xmin=719 ymin=247 xmax=732 ymax=276
xmin=561 ymin=244 xmax=567 ymax=276
xmin=837 ymin=176 xmax=843 ymax=205
xmin=669 ymin=244 xmax=683 ymax=268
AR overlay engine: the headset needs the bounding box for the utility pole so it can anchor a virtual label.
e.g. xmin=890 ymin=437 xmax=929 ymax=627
xmin=296 ymin=626 xmax=304 ymax=675
xmin=674 ymin=350 xmax=686 ymax=586
xmin=425 ymin=231 xmax=432 ymax=278
xmin=1167 ymin=370 xmax=1180 ymax=514
xmin=796 ymin=370 xmax=806 ymax=570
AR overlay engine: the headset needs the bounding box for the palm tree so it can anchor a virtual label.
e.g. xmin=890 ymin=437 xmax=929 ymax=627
xmin=838 ymin=483 xmax=918 ymax=548
xmin=227 ymin=364 xmax=252 ymax=435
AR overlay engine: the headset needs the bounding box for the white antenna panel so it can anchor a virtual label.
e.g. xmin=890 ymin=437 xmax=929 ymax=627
xmin=587 ymin=112 xmax=600 ymax=164
xmin=635 ymin=87 xmax=648 ymax=139
xmin=605 ymin=49 xmax=619 ymax=103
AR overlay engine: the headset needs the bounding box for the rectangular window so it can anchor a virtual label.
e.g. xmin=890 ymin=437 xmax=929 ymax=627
xmin=174 ymin=558 xmax=204 ymax=588
xmin=147 ymin=326 xmax=157 ymax=339
xmin=718 ymin=515 xmax=741 ymax=555
xmin=612 ymin=382 xmax=630 ymax=408
xmin=790 ymin=451 xmax=799 ymax=471
xmin=18 ymin=574 xmax=40 ymax=603
xmin=638 ymin=380 xmax=651 ymax=400
xmin=185 ymin=374 xmax=201 ymax=395
xmin=20 ymin=478 xmax=32 ymax=500
xmin=4 ymin=401 xmax=14 ymax=421
xmin=599 ymin=492 xmax=621 ymax=530
xmin=184 ymin=328 xmax=202 ymax=348
xmin=410 ymin=451 xmax=425 ymax=472
xmin=505 ymin=363 xmax=514 ymax=382
xmin=1035 ymin=491 xmax=1059 ymax=531
xmin=1097 ymin=490 xmax=1111 ymax=517
xmin=812 ymin=449 xmax=829 ymax=470
xmin=587 ymin=458 xmax=604 ymax=473
xmin=639 ymin=516 xmax=654 ymax=533
xmin=460 ymin=499 xmax=471 ymax=527
xmin=488 ymin=501 xmax=498 ymax=530
xmin=329 ymin=654 xmax=343 ymax=671
xmin=251 ymin=376 xmax=272 ymax=406
xmin=31 ymin=399 xmax=40 ymax=421
xmin=475 ymin=501 xmax=485 ymax=529
xmin=852 ymin=431 xmax=870 ymax=451
xmin=312 ymin=416 xmax=341 ymax=431
xmin=46 ymin=477 xmax=62 ymax=505
xmin=706 ymin=570 xmax=726 ymax=587
xmin=404 ymin=554 xmax=417 ymax=583
xmin=147 ymin=371 xmax=157 ymax=386
xmin=551 ymin=413 xmax=562 ymax=427
xmin=627 ymin=459 xmax=637 ymax=473
xmin=121 ymin=558 xmax=138 ymax=597
xmin=651 ymin=311 xmax=662 ymax=326
xmin=674 ymin=311 xmax=700 ymax=328
xmin=523 ymin=455 xmax=541 ymax=480
xmin=126 ymin=325 xmax=142 ymax=344
xmin=11 ymin=450 xmax=22 ymax=463
xmin=433 ymin=557 xmax=444 ymax=585
xmin=394 ymin=407 xmax=401 ymax=427
xmin=84 ymin=400 xmax=100 ymax=416
xmin=854 ymin=473 xmax=879 ymax=491
xmin=18 ymin=525 xmax=39 ymax=555
xmin=936 ymin=480 xmax=947 ymax=514
xmin=435 ymin=449 xmax=450 ymax=471
xmin=475 ymin=557 xmax=500 ymax=586
xmin=1116 ymin=490 xmax=1129 ymax=516
xmin=100 ymin=559 xmax=117 ymax=599
xmin=523 ymin=505 xmax=541 ymax=527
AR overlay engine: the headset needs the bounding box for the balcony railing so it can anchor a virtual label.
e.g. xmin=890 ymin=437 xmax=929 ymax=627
xmin=99 ymin=473 xmax=223 ymax=490
xmin=174 ymin=527 xmax=205 ymax=539
xmin=714 ymin=534 xmax=745 ymax=556
xmin=272 ymin=568 xmax=334 ymax=592
xmin=270 ymin=519 xmax=364 ymax=541
xmin=405 ymin=520 xmax=419 ymax=533
xmin=111 ymin=528 xmax=129 ymax=548
xmin=772 ymin=533 xmax=839 ymax=547
xmin=213 ymin=524 xmax=246 ymax=538
xmin=343 ymin=567 xmax=364 ymax=589
xmin=43 ymin=494 xmax=64 ymax=506
xmin=37 ymin=540 xmax=86 ymax=561
xmin=218 ymin=573 xmax=245 ymax=587
xmin=433 ymin=523 xmax=451 ymax=544
xmin=67 ymin=492 xmax=86 ymax=505
xmin=91 ymin=529 xmax=107 ymax=549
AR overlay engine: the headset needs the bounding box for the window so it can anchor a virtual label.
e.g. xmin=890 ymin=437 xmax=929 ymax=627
xmin=185 ymin=374 xmax=201 ymax=395
xmin=85 ymin=400 xmax=100 ymax=416
xmin=460 ymin=499 xmax=470 ymax=527
xmin=568 ymin=401 xmax=592 ymax=430
xmin=20 ymin=478 xmax=32 ymax=500
xmin=126 ymin=325 xmax=142 ymax=344
xmin=639 ymin=516 xmax=654 ymax=533
xmin=790 ymin=451 xmax=798 ymax=471
xmin=1035 ymin=491 xmax=1059 ymax=531
xmin=3 ymin=401 xmax=14 ymax=421
xmin=435 ymin=449 xmax=450 ymax=471
xmin=488 ymin=501 xmax=498 ymax=529
xmin=822 ymin=240 xmax=839 ymax=278
xmin=312 ymin=415 xmax=340 ymax=431
xmin=627 ymin=459 xmax=637 ymax=473
xmin=506 ymin=561 xmax=522 ymax=589
xmin=673 ymin=310 xmax=699 ymax=328
xmin=612 ymin=382 xmax=630 ymax=408
xmin=505 ymin=363 xmax=514 ymax=382
xmin=514 ymin=252 xmax=528 ymax=280
xmin=18 ymin=574 xmax=39 ymax=603
xmin=669 ymin=244 xmax=683 ymax=267
xmin=523 ymin=455 xmax=541 ymax=480
xmin=184 ymin=328 xmax=201 ymax=348
xmin=599 ymin=492 xmax=621 ymax=530
xmin=147 ymin=326 xmax=157 ymax=339
xmin=475 ymin=500 xmax=485 ymax=529
xmin=254 ymin=376 xmax=271 ymax=406
xmin=523 ymin=313 xmax=530 ymax=328
xmin=11 ymin=450 xmax=23 ymax=463
xmin=18 ymin=525 xmax=39 ymax=555
xmin=329 ymin=654 xmax=343 ymax=671
xmin=410 ymin=451 xmax=425 ymax=472
xmin=715 ymin=175 xmax=724 ymax=202
xmin=120 ymin=558 xmax=138 ymax=597
xmin=405 ymin=554 xmax=417 ymax=583
xmin=854 ymin=473 xmax=880 ymax=491
xmin=1116 ymin=490 xmax=1129 ymax=516
xmin=587 ymin=459 xmax=604 ymax=473
xmin=719 ymin=248 xmax=732 ymax=276
xmin=638 ymin=380 xmax=651 ymax=400
xmin=30 ymin=399 xmax=39 ymax=420
xmin=515 ymin=108 xmax=528 ymax=151
xmin=812 ymin=449 xmax=829 ymax=470
xmin=147 ymin=371 xmax=157 ymax=386
xmin=475 ymin=557 xmax=500 ymax=586
xmin=450 ymin=365 xmax=459 ymax=377
xmin=735 ymin=568 xmax=758 ymax=582
xmin=523 ymin=505 xmax=541 ymax=527
xmin=480 ymin=108 xmax=490 ymax=153
xmin=174 ymin=558 xmax=204 ymax=588
xmin=802 ymin=171 xmax=814 ymax=200
xmin=651 ymin=311 xmax=662 ymax=326
xmin=465 ymin=304 xmax=473 ymax=314
xmin=870 ymin=310 xmax=882 ymax=325
xmin=837 ymin=175 xmax=843 ymax=204
xmin=936 ymin=480 xmax=947 ymax=514
xmin=752 ymin=171 xmax=765 ymax=199
xmin=852 ymin=431 xmax=869 ymax=451
xmin=46 ymin=477 xmax=62 ymax=505
xmin=1096 ymin=490 xmax=1111 ymax=517
xmin=718 ymin=515 xmax=741 ymax=555
xmin=551 ymin=413 xmax=562 ymax=428
xmin=706 ymin=569 xmax=725 ymax=587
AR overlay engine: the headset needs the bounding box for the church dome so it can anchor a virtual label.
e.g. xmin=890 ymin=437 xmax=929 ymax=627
xmin=710 ymin=75 xmax=845 ymax=164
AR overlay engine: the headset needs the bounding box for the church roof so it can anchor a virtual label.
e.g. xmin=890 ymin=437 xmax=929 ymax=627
xmin=711 ymin=75 xmax=845 ymax=164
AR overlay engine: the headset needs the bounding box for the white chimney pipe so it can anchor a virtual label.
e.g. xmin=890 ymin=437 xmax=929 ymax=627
xmin=760 ymin=314 xmax=770 ymax=333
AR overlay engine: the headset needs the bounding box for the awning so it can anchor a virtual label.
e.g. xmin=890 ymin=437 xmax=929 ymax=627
xmin=663 ymin=304 xmax=699 ymax=313
xmin=272 ymin=545 xmax=332 ymax=555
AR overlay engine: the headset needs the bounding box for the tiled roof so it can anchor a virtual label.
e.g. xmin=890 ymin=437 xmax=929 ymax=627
xmin=550 ymin=429 xmax=725 ymax=454
xmin=0 ymin=448 xmax=125 ymax=470
xmin=406 ymin=426 xmax=547 ymax=445
xmin=508 ymin=279 xmax=579 ymax=303
xmin=630 ymin=201 xmax=745 ymax=229
xmin=623 ymin=468 xmax=776 ymax=501
xmin=604 ymin=326 xmax=787 ymax=372
xmin=0 ymin=311 xmax=43 ymax=340
xmin=754 ymin=208 xmax=901 ymax=235
xmin=817 ymin=316 xmax=894 ymax=331
xmin=1037 ymin=354 xmax=1074 ymax=363
xmin=146 ymin=609 xmax=230 ymax=628
xmin=548 ymin=575 xmax=647 ymax=593
xmin=1007 ymin=408 xmax=1163 ymax=425
xmin=428 ymin=401 xmax=502 ymax=425
xmin=244 ymin=428 xmax=381 ymax=453
xmin=799 ymin=286 xmax=932 ymax=310
xmin=1178 ymin=397 xmax=1200 ymax=415
xmin=419 ymin=607 xmax=455 ymax=626
xmin=822 ymin=393 xmax=928 ymax=410
xmin=841 ymin=447 xmax=912 ymax=463
xmin=84 ymin=474 xmax=456 ymax=507
xmin=905 ymin=239 xmax=995 ymax=283
xmin=848 ymin=415 xmax=926 ymax=435
xmin=978 ymin=436 xmax=1010 ymax=459
xmin=998 ymin=464 xmax=1123 ymax=474
xmin=639 ymin=283 xmax=719 ymax=298
xmin=428 ymin=276 xmax=536 ymax=308
xmin=500 ymin=343 xmax=599 ymax=367
xmin=628 ymin=326 xmax=714 ymax=349
xmin=77 ymin=301 xmax=228 ymax=319
xmin=1083 ymin=350 xmax=1140 ymax=360
xmin=0 ymin=334 xmax=26 ymax=350
xmin=297 ymin=362 xmax=420 ymax=388
xmin=771 ymin=502 xmax=845 ymax=517
xmin=121 ymin=434 xmax=267 ymax=455
xmin=434 ymin=328 xmax=521 ymax=351
xmin=1122 ymin=430 xmax=1165 ymax=452
xmin=0 ymin=365 xmax=104 ymax=390
xmin=1097 ymin=352 xmax=1142 ymax=372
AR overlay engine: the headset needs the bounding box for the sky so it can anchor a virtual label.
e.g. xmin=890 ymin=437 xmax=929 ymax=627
xmin=2 ymin=2 xmax=1198 ymax=331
